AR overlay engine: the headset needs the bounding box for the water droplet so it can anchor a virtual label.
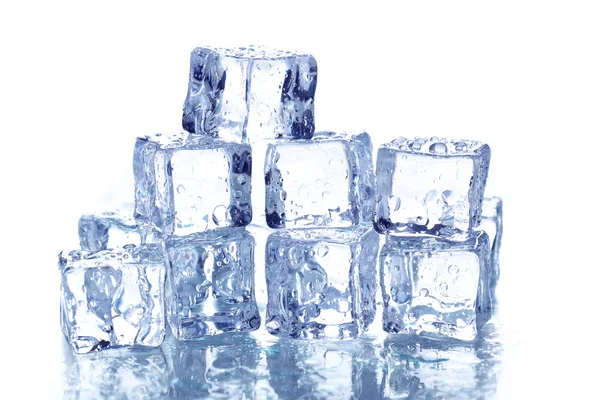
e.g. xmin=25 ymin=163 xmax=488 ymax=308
xmin=322 ymin=191 xmax=330 ymax=198
xmin=429 ymin=142 xmax=447 ymax=154
xmin=176 ymin=184 xmax=185 ymax=194
xmin=316 ymin=245 xmax=329 ymax=257
xmin=408 ymin=312 xmax=418 ymax=322
xmin=401 ymin=155 xmax=408 ymax=161
xmin=439 ymin=282 xmax=449 ymax=294
xmin=392 ymin=196 xmax=401 ymax=211
xmin=448 ymin=265 xmax=459 ymax=275
xmin=419 ymin=288 xmax=429 ymax=297
xmin=394 ymin=265 xmax=401 ymax=272
xmin=212 ymin=205 xmax=227 ymax=225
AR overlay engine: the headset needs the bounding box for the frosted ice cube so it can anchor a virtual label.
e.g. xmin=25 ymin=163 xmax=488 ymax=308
xmin=374 ymin=137 xmax=490 ymax=240
xmin=165 ymin=228 xmax=260 ymax=339
xmin=183 ymin=46 xmax=317 ymax=143
xmin=133 ymin=132 xmax=252 ymax=237
xmin=379 ymin=231 xmax=491 ymax=341
xmin=264 ymin=131 xmax=375 ymax=229
xmin=59 ymin=245 xmax=167 ymax=354
xmin=265 ymin=227 xmax=379 ymax=339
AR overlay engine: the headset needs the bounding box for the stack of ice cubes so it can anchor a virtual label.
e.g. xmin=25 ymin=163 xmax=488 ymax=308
xmin=59 ymin=45 xmax=502 ymax=355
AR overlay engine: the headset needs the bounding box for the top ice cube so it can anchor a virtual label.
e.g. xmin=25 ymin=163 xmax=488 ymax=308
xmin=374 ymin=137 xmax=490 ymax=240
xmin=182 ymin=46 xmax=317 ymax=143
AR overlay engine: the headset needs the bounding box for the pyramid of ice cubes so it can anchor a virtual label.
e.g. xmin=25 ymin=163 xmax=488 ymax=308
xmin=59 ymin=45 xmax=502 ymax=354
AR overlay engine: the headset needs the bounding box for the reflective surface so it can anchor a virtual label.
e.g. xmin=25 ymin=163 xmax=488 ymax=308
xmin=61 ymin=322 xmax=502 ymax=399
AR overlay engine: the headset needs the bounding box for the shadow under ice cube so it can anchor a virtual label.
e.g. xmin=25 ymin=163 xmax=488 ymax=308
xmin=134 ymin=132 xmax=252 ymax=237
xmin=59 ymin=245 xmax=167 ymax=354
xmin=182 ymin=46 xmax=317 ymax=143
xmin=165 ymin=229 xmax=260 ymax=340
xmin=264 ymin=131 xmax=375 ymax=228
xmin=380 ymin=231 xmax=491 ymax=341
xmin=265 ymin=227 xmax=379 ymax=339
xmin=374 ymin=137 xmax=490 ymax=240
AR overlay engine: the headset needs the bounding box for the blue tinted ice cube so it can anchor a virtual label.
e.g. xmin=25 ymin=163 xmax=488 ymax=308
xmin=478 ymin=197 xmax=503 ymax=303
xmin=183 ymin=46 xmax=317 ymax=143
xmin=264 ymin=131 xmax=375 ymax=229
xmin=59 ymin=245 xmax=167 ymax=354
xmin=134 ymin=132 xmax=252 ymax=237
xmin=374 ymin=137 xmax=490 ymax=240
xmin=380 ymin=231 xmax=491 ymax=341
xmin=165 ymin=228 xmax=260 ymax=340
xmin=265 ymin=227 xmax=379 ymax=339
xmin=78 ymin=204 xmax=159 ymax=252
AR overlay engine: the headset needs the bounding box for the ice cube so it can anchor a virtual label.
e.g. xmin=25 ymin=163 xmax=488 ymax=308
xmin=374 ymin=137 xmax=491 ymax=240
xmin=479 ymin=196 xmax=503 ymax=303
xmin=265 ymin=227 xmax=379 ymax=339
xmin=78 ymin=205 xmax=159 ymax=251
xmin=59 ymin=244 xmax=167 ymax=354
xmin=379 ymin=231 xmax=491 ymax=341
xmin=264 ymin=131 xmax=375 ymax=229
xmin=165 ymin=228 xmax=260 ymax=339
xmin=182 ymin=46 xmax=317 ymax=143
xmin=133 ymin=132 xmax=252 ymax=237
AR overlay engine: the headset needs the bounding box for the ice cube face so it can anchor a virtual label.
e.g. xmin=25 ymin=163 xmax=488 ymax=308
xmin=78 ymin=205 xmax=159 ymax=252
xmin=265 ymin=228 xmax=379 ymax=339
xmin=479 ymin=197 xmax=503 ymax=300
xmin=165 ymin=229 xmax=260 ymax=340
xmin=379 ymin=231 xmax=491 ymax=341
xmin=182 ymin=46 xmax=317 ymax=143
xmin=374 ymin=137 xmax=491 ymax=240
xmin=134 ymin=132 xmax=252 ymax=238
xmin=59 ymin=245 xmax=167 ymax=354
xmin=265 ymin=131 xmax=375 ymax=229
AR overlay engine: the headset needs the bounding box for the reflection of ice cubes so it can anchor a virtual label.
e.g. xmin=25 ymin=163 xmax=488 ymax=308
xmin=133 ymin=132 xmax=252 ymax=237
xmin=78 ymin=204 xmax=159 ymax=251
xmin=374 ymin=137 xmax=490 ymax=241
xmin=59 ymin=245 xmax=166 ymax=354
xmin=183 ymin=46 xmax=317 ymax=143
xmin=265 ymin=131 xmax=375 ymax=228
xmin=478 ymin=197 xmax=503 ymax=304
xmin=380 ymin=336 xmax=500 ymax=399
xmin=165 ymin=229 xmax=260 ymax=339
xmin=380 ymin=232 xmax=491 ymax=341
xmin=265 ymin=227 xmax=379 ymax=339
xmin=165 ymin=333 xmax=262 ymax=399
xmin=266 ymin=339 xmax=370 ymax=399
xmin=63 ymin=344 xmax=169 ymax=400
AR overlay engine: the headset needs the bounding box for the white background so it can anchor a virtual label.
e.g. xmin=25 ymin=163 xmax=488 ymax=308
xmin=1 ymin=1 xmax=599 ymax=398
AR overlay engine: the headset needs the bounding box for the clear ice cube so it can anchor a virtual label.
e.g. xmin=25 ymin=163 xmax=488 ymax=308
xmin=133 ymin=132 xmax=252 ymax=237
xmin=379 ymin=231 xmax=491 ymax=341
xmin=182 ymin=46 xmax=317 ymax=143
xmin=78 ymin=204 xmax=159 ymax=251
xmin=374 ymin=137 xmax=491 ymax=240
xmin=479 ymin=196 xmax=503 ymax=303
xmin=264 ymin=131 xmax=375 ymax=229
xmin=165 ymin=228 xmax=260 ymax=339
xmin=265 ymin=227 xmax=379 ymax=339
xmin=59 ymin=245 xmax=167 ymax=354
